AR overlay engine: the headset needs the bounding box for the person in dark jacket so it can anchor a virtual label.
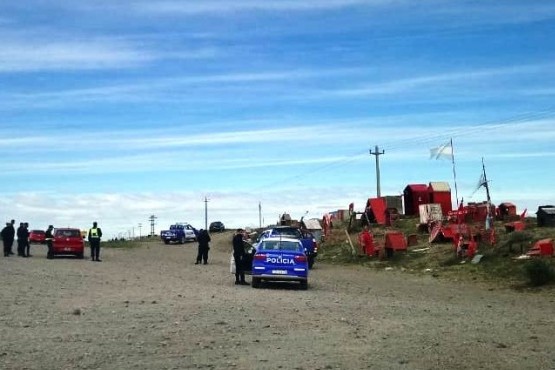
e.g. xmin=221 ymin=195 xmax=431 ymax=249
xmin=24 ymin=222 xmax=32 ymax=257
xmin=232 ymin=229 xmax=249 ymax=285
xmin=195 ymin=229 xmax=211 ymax=265
xmin=1 ymin=222 xmax=15 ymax=257
xmin=16 ymin=222 xmax=28 ymax=257
xmin=45 ymin=225 xmax=54 ymax=259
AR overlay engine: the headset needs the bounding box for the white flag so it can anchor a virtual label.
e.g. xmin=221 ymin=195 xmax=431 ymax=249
xmin=430 ymin=141 xmax=453 ymax=160
xmin=470 ymin=172 xmax=487 ymax=197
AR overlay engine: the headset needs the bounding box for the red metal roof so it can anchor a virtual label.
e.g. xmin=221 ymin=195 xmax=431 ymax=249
xmin=405 ymin=184 xmax=428 ymax=192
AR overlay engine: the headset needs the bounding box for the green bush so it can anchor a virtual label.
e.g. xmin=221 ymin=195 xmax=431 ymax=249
xmin=523 ymin=259 xmax=555 ymax=286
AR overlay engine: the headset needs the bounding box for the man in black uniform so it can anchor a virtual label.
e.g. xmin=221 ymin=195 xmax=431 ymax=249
xmin=24 ymin=222 xmax=32 ymax=257
xmin=16 ymin=222 xmax=27 ymax=257
xmin=195 ymin=229 xmax=211 ymax=265
xmin=88 ymin=221 xmax=103 ymax=262
xmin=2 ymin=222 xmax=15 ymax=257
xmin=232 ymin=229 xmax=249 ymax=285
xmin=45 ymin=225 xmax=54 ymax=259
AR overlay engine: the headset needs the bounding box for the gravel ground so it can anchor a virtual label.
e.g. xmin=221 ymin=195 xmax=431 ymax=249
xmin=1 ymin=232 xmax=554 ymax=370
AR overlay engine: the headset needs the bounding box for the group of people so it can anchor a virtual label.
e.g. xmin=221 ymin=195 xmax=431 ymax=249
xmin=5 ymin=219 xmax=251 ymax=285
xmin=1 ymin=220 xmax=33 ymax=258
xmin=193 ymin=227 xmax=250 ymax=286
xmin=1 ymin=220 xmax=103 ymax=261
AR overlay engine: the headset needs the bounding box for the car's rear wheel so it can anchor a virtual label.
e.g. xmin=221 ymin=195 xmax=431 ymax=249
xmin=308 ymin=256 xmax=315 ymax=269
xmin=179 ymin=237 xmax=185 ymax=244
xmin=252 ymin=277 xmax=261 ymax=288
xmin=164 ymin=240 xmax=170 ymax=245
xmin=77 ymin=252 xmax=84 ymax=259
xmin=299 ymin=280 xmax=308 ymax=290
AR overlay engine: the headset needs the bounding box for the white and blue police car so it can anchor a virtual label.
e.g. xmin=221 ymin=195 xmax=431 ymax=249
xmin=251 ymin=236 xmax=309 ymax=290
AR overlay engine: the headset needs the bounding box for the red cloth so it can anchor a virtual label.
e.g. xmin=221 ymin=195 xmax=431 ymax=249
xmin=360 ymin=230 xmax=374 ymax=256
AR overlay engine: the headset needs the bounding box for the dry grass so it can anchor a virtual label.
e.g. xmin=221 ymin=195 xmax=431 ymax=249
xmin=318 ymin=216 xmax=555 ymax=288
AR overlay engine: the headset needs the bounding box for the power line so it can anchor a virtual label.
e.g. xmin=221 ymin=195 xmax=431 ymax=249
xmin=247 ymin=107 xmax=555 ymax=193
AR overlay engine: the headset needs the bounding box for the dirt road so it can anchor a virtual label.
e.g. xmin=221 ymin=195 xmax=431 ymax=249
xmin=1 ymin=232 xmax=554 ymax=370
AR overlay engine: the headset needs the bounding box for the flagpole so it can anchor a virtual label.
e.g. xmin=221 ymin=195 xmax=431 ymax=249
xmin=450 ymin=138 xmax=459 ymax=206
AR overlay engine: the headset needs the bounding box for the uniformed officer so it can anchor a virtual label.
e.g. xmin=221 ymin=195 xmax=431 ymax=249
xmin=16 ymin=222 xmax=27 ymax=257
xmin=45 ymin=225 xmax=54 ymax=259
xmin=195 ymin=229 xmax=211 ymax=265
xmin=24 ymin=222 xmax=31 ymax=257
xmin=88 ymin=221 xmax=103 ymax=262
xmin=232 ymin=229 xmax=249 ymax=285
xmin=1 ymin=222 xmax=15 ymax=257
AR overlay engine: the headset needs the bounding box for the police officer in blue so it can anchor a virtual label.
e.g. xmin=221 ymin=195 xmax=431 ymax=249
xmin=232 ymin=229 xmax=249 ymax=285
xmin=88 ymin=221 xmax=103 ymax=262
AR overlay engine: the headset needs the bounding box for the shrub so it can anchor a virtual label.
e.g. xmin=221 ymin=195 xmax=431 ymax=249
xmin=523 ymin=259 xmax=555 ymax=286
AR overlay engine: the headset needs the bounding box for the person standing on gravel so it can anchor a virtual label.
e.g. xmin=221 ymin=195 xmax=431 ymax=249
xmin=195 ymin=229 xmax=211 ymax=265
xmin=24 ymin=222 xmax=32 ymax=257
xmin=2 ymin=221 xmax=15 ymax=257
xmin=232 ymin=229 xmax=249 ymax=285
xmin=88 ymin=221 xmax=103 ymax=262
xmin=16 ymin=222 xmax=28 ymax=257
xmin=45 ymin=225 xmax=54 ymax=259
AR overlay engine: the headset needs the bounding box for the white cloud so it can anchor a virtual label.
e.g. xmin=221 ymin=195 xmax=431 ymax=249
xmin=131 ymin=0 xmax=381 ymax=15
xmin=327 ymin=64 xmax=554 ymax=97
xmin=0 ymin=68 xmax=355 ymax=107
xmin=0 ymin=39 xmax=150 ymax=72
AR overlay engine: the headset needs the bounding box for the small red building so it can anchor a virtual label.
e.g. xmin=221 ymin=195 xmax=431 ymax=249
xmin=428 ymin=182 xmax=452 ymax=215
xmin=403 ymin=184 xmax=430 ymax=216
xmin=498 ymin=202 xmax=517 ymax=220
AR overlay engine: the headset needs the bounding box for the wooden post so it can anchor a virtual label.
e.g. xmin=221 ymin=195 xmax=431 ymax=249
xmin=344 ymin=229 xmax=356 ymax=256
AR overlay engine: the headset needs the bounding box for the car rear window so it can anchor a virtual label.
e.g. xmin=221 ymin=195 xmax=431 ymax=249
xmin=55 ymin=230 xmax=81 ymax=237
xmin=261 ymin=240 xmax=302 ymax=251
xmin=32 ymin=230 xmax=45 ymax=234
xmin=270 ymin=228 xmax=302 ymax=238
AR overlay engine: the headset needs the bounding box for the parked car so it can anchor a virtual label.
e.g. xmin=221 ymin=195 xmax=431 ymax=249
xmin=209 ymin=221 xmax=225 ymax=232
xmin=250 ymin=236 xmax=309 ymax=290
xmin=255 ymin=226 xmax=318 ymax=269
xmin=29 ymin=229 xmax=46 ymax=244
xmin=50 ymin=228 xmax=85 ymax=259
xmin=160 ymin=223 xmax=197 ymax=244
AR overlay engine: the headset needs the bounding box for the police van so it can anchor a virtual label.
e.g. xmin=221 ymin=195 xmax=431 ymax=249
xmin=250 ymin=236 xmax=309 ymax=290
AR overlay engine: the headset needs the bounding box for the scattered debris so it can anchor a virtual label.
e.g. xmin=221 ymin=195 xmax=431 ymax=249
xmin=471 ymin=254 xmax=484 ymax=264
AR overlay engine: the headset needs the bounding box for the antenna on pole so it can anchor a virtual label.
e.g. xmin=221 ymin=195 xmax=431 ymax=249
xmin=369 ymin=145 xmax=385 ymax=197
xmin=259 ymin=201 xmax=262 ymax=228
xmin=204 ymin=196 xmax=210 ymax=230
xmin=148 ymin=215 xmax=157 ymax=236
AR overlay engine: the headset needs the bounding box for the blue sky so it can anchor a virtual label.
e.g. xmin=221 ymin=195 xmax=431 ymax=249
xmin=1 ymin=1 xmax=554 ymax=239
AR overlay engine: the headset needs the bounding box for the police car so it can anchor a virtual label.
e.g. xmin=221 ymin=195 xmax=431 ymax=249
xmin=251 ymin=236 xmax=309 ymax=290
xmin=256 ymin=226 xmax=318 ymax=269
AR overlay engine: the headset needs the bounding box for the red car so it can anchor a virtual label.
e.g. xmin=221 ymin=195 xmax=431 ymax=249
xmin=51 ymin=228 xmax=85 ymax=259
xmin=29 ymin=230 xmax=46 ymax=244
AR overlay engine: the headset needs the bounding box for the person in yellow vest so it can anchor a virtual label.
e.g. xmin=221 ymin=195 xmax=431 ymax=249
xmin=88 ymin=221 xmax=103 ymax=262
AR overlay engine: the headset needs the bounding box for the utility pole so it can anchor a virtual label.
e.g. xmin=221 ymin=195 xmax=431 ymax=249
xmin=369 ymin=145 xmax=385 ymax=197
xmin=138 ymin=223 xmax=142 ymax=239
xmin=259 ymin=201 xmax=262 ymax=228
xmin=148 ymin=215 xmax=157 ymax=236
xmin=204 ymin=197 xmax=209 ymax=230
